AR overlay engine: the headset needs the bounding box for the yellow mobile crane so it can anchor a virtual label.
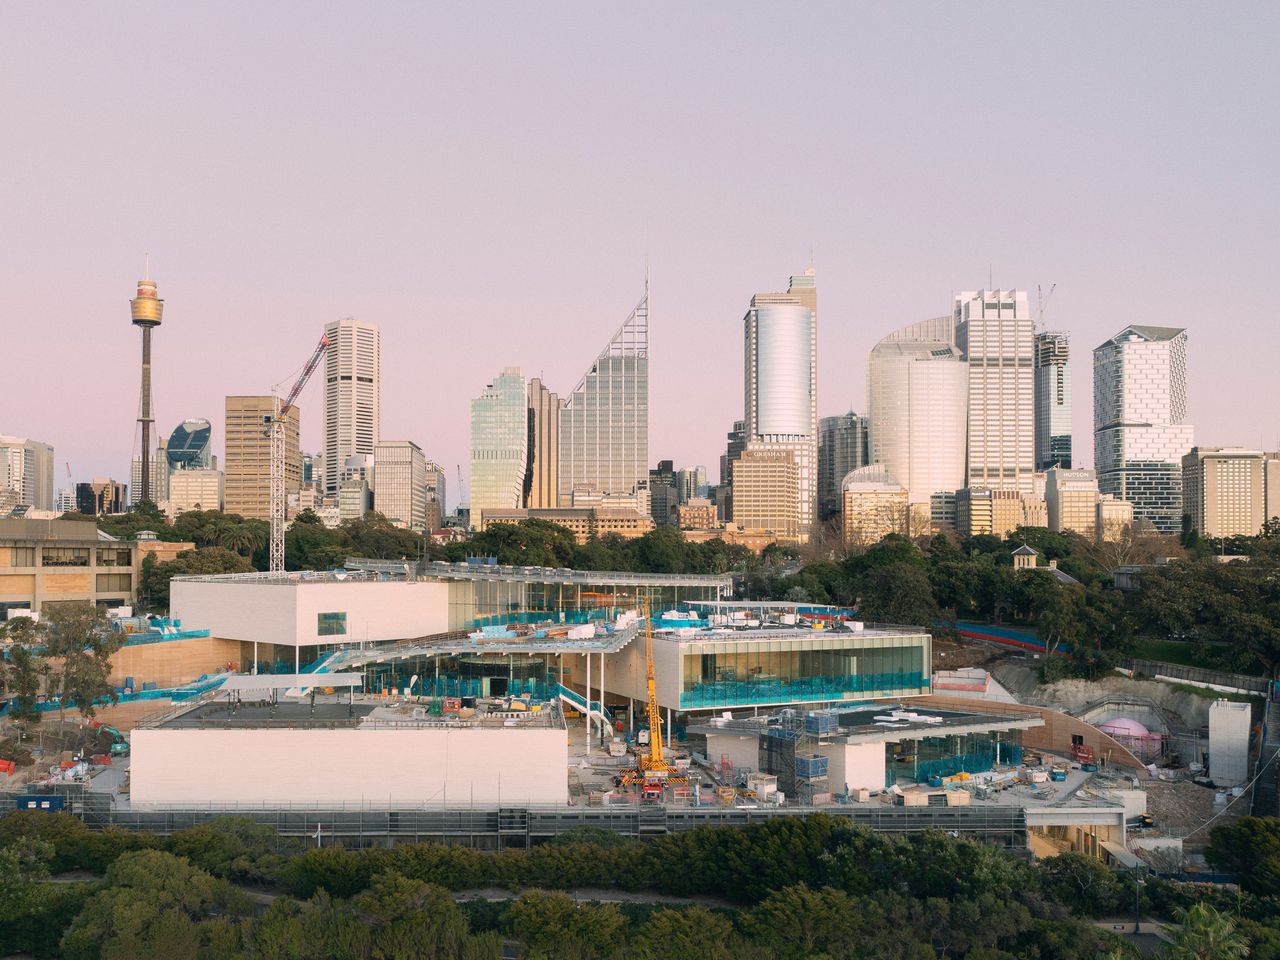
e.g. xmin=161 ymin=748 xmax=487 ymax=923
xmin=620 ymin=597 xmax=688 ymax=800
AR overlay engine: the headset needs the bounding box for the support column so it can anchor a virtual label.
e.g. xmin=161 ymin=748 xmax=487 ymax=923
xmin=585 ymin=652 xmax=591 ymax=757
xmin=667 ymin=708 xmax=673 ymax=750
xmin=253 ymin=641 xmax=258 ymax=675
xmin=294 ymin=646 xmax=299 ymax=674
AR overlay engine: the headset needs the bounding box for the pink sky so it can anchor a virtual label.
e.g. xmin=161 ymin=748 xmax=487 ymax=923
xmin=4 ymin=3 xmax=1278 ymax=506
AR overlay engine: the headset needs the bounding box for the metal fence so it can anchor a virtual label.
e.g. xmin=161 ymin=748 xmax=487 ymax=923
xmin=1 ymin=791 xmax=1028 ymax=849
xmin=1122 ymin=659 xmax=1269 ymax=696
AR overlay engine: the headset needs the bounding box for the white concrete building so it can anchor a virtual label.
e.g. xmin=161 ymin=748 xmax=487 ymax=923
xmin=1093 ymin=326 xmax=1194 ymax=533
xmin=167 ymin=468 xmax=225 ymax=517
xmin=323 ymin=317 xmax=381 ymax=495
xmin=373 ymin=440 xmax=428 ymax=531
xmin=866 ymin=318 xmax=968 ymax=516
xmin=1208 ymin=699 xmax=1251 ymax=786
xmin=955 ymin=290 xmax=1036 ymax=496
xmin=0 ymin=436 xmax=55 ymax=511
xmin=1045 ymin=467 xmax=1099 ymax=540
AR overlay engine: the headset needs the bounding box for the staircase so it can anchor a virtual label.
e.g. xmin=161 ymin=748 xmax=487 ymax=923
xmin=556 ymin=683 xmax=613 ymax=738
xmin=637 ymin=804 xmax=668 ymax=835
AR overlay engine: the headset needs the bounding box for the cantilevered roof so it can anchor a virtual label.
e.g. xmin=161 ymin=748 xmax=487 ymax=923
xmin=219 ymin=673 xmax=363 ymax=691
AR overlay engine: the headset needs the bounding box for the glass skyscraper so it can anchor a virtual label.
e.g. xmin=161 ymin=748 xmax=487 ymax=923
xmin=1093 ymin=325 xmax=1194 ymax=533
xmin=1034 ymin=332 xmax=1072 ymax=470
xmin=557 ymin=290 xmax=649 ymax=506
xmin=817 ymin=412 xmax=869 ymax=520
xmin=470 ymin=367 xmax=530 ymax=529
xmin=742 ymin=270 xmax=818 ymax=541
xmin=166 ymin=418 xmax=213 ymax=470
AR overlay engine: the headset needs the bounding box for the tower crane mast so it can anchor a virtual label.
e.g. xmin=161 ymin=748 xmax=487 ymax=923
xmin=266 ymin=333 xmax=331 ymax=573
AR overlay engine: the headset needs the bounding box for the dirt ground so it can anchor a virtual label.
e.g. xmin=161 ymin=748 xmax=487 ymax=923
xmin=932 ymin=635 xmax=1013 ymax=671
xmin=1143 ymin=778 xmax=1248 ymax=848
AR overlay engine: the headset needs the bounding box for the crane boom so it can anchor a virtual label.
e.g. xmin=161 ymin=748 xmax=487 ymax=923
xmin=267 ymin=332 xmax=331 ymax=573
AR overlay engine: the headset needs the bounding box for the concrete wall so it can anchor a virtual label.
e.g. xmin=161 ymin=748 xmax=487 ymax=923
xmin=1209 ymin=699 xmax=1251 ymax=785
xmin=824 ymin=741 xmax=886 ymax=793
xmin=171 ymin=580 xmax=450 ymax=648
xmin=705 ymin=731 xmax=760 ymax=775
xmin=130 ymin=726 xmax=568 ymax=807
xmin=110 ymin=636 xmax=242 ymax=689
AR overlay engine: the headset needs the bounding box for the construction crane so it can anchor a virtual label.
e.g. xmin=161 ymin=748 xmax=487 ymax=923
xmin=620 ymin=596 xmax=688 ymax=799
xmin=1036 ymin=283 xmax=1057 ymax=330
xmin=265 ymin=333 xmax=331 ymax=573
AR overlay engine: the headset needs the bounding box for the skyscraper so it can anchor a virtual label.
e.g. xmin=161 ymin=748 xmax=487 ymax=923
xmin=225 ymin=396 xmax=301 ymax=520
xmin=322 ymin=318 xmax=381 ymax=495
xmin=742 ymin=270 xmax=818 ymax=541
xmin=130 ymin=272 xmax=163 ymax=509
xmin=167 ymin=419 xmax=213 ymax=471
xmin=1034 ymin=332 xmax=1072 ymax=470
xmin=1181 ymin=448 xmax=1275 ymax=539
xmin=955 ymin=290 xmax=1035 ymax=495
xmin=817 ymin=413 xmax=869 ymax=520
xmin=130 ymin=439 xmax=168 ymax=506
xmin=0 ymin=436 xmax=54 ymax=510
xmin=471 ymin=367 xmax=530 ymax=529
xmin=76 ymin=478 xmax=127 ymax=516
xmin=373 ymin=440 xmax=429 ymax=531
xmin=558 ymin=289 xmax=648 ymax=506
xmin=526 ymin=377 xmax=561 ymax=510
xmin=1093 ymin=325 xmax=1194 ymax=533
xmin=866 ymin=318 xmax=968 ymax=514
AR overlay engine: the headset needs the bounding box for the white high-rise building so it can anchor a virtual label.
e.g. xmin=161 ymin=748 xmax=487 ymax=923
xmin=743 ymin=270 xmax=818 ymax=541
xmin=322 ymin=318 xmax=381 ymax=495
xmin=0 ymin=436 xmax=55 ymax=510
xmin=955 ymin=290 xmax=1036 ymax=495
xmin=866 ymin=318 xmax=968 ymax=516
xmin=1093 ymin=325 xmax=1194 ymax=533
xmin=130 ymin=440 xmax=169 ymax=506
xmin=373 ymin=440 xmax=429 ymax=531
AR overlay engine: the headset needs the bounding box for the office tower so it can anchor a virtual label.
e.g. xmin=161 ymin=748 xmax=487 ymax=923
xmin=225 ymin=396 xmax=300 ymax=520
xmin=1034 ymin=332 xmax=1072 ymax=470
xmin=742 ymin=269 xmax=818 ymax=541
xmin=1269 ymin=456 xmax=1280 ymax=528
xmin=301 ymin=453 xmax=315 ymax=486
xmin=732 ymin=447 xmax=800 ymax=543
xmin=954 ymin=290 xmax=1035 ymax=494
xmin=676 ymin=465 xmax=707 ymax=504
xmin=322 ymin=318 xmax=381 ymax=495
xmin=1096 ymin=495 xmax=1136 ymax=542
xmin=717 ymin=420 xmax=747 ymax=520
xmin=841 ymin=465 xmax=908 ymax=546
xmin=130 ymin=272 xmax=163 ymax=509
xmin=867 ymin=318 xmax=968 ymax=512
xmin=168 ymin=469 xmax=225 ymax=517
xmin=76 ymin=478 xmax=127 ymax=516
xmin=648 ymin=460 xmax=678 ymax=526
xmin=424 ymin=461 xmax=447 ymax=517
xmin=471 ymin=368 xmax=529 ymax=529
xmin=0 ymin=436 xmax=55 ymax=510
xmin=373 ymin=440 xmax=428 ymax=531
xmin=1182 ymin=447 xmax=1273 ymax=539
xmin=130 ymin=439 xmax=168 ymax=506
xmin=55 ymin=488 xmax=75 ymax=514
xmin=1093 ymin=325 xmax=1194 ymax=533
xmin=166 ymin=419 xmax=213 ymax=470
xmin=955 ymin=488 xmax=1026 ymax=539
xmin=558 ymin=289 xmax=649 ymax=506
xmin=818 ymin=413 xmax=870 ymax=520
xmin=527 ymin=377 xmax=561 ymax=510
xmin=1045 ymin=467 xmax=1099 ymax=540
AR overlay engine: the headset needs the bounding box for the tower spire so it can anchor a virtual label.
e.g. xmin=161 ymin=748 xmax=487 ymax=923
xmin=131 ymin=268 xmax=164 ymax=508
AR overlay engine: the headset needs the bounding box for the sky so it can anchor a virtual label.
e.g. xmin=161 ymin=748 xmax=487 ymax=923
xmin=3 ymin=3 xmax=1278 ymax=508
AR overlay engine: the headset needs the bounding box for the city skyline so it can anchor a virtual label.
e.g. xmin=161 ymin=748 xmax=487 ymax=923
xmin=3 ymin=4 xmax=1278 ymax=495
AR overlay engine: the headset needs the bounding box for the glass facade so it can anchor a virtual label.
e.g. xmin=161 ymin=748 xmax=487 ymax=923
xmin=558 ymin=294 xmax=649 ymax=505
xmin=817 ymin=413 xmax=869 ymax=520
xmin=166 ymin=419 xmax=213 ymax=470
xmin=1034 ymin=332 xmax=1072 ymax=470
xmin=678 ymin=633 xmax=929 ymax=709
xmin=470 ymin=368 xmax=530 ymax=528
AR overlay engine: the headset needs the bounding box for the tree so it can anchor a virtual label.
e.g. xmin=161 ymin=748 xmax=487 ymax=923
xmin=0 ymin=617 xmax=47 ymax=727
xmin=59 ymin=849 xmax=250 ymax=960
xmin=504 ymin=891 xmax=624 ymax=960
xmin=351 ymin=871 xmax=469 ymax=959
xmin=142 ymin=546 xmax=253 ymax=610
xmin=1165 ymin=903 xmax=1249 ymax=960
xmin=858 ymin=562 xmax=940 ymax=626
xmin=41 ymin=602 xmax=121 ymax=723
xmin=1206 ymin=817 xmax=1280 ymax=896
xmin=633 ymin=907 xmax=737 ymax=960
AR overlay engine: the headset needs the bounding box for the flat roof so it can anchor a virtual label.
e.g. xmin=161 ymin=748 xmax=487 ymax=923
xmin=142 ymin=695 xmax=563 ymax=730
xmin=689 ymin=704 xmax=1041 ymax=744
xmin=219 ymin=673 xmax=364 ymax=691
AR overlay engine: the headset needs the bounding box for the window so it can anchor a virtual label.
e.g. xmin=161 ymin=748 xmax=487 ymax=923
xmin=95 ymin=573 xmax=132 ymax=592
xmin=9 ymin=547 xmax=35 ymax=567
xmin=317 ymin=612 xmax=347 ymax=637
xmin=97 ymin=548 xmax=132 ymax=567
xmin=41 ymin=547 xmax=89 ymax=567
